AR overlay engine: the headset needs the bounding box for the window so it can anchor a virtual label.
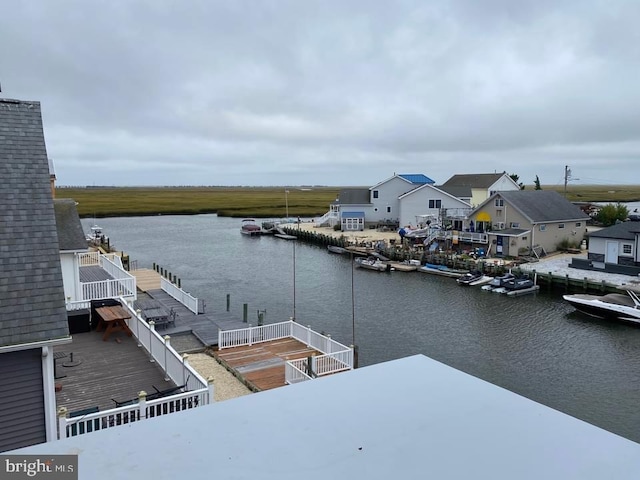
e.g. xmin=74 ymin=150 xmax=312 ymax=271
xmin=510 ymin=222 xmax=520 ymax=228
xmin=623 ymin=244 xmax=633 ymax=255
xmin=522 ymin=236 xmax=528 ymax=241
xmin=495 ymin=198 xmax=504 ymax=207
xmin=576 ymin=222 xmax=582 ymax=227
xmin=386 ymin=206 xmax=391 ymax=213
xmin=558 ymin=223 xmax=565 ymax=229
xmin=373 ymin=190 xmax=379 ymax=199
xmin=428 ymin=199 xmax=442 ymax=209
xmin=539 ymin=224 xmax=546 ymax=231
xmin=496 ymin=209 xmax=503 ymax=216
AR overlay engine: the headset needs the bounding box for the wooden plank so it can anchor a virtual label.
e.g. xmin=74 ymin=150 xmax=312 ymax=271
xmin=213 ymin=338 xmax=322 ymax=391
xmin=54 ymin=331 xmax=175 ymax=414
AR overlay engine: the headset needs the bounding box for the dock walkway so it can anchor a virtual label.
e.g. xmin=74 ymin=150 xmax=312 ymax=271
xmin=130 ymin=268 xmax=248 ymax=349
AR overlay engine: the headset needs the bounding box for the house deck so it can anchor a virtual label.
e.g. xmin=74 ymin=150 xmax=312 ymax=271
xmin=54 ymin=330 xmax=176 ymax=415
xmin=214 ymin=338 xmax=321 ymax=391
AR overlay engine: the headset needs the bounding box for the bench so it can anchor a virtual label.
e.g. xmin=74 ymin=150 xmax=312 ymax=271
xmin=68 ymin=406 xmax=100 ymax=436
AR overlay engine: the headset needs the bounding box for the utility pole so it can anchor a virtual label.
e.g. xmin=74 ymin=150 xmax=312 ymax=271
xmin=564 ymin=166 xmax=578 ymax=197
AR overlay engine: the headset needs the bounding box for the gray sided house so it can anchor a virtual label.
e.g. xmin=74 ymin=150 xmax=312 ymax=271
xmin=319 ymin=174 xmax=436 ymax=230
xmin=0 ymin=98 xmax=71 ymax=452
xmin=571 ymin=222 xmax=640 ymax=276
xmin=468 ymin=190 xmax=590 ymax=257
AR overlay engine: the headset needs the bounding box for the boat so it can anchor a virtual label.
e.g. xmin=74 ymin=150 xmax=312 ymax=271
xmin=86 ymin=224 xmax=107 ymax=244
xmin=418 ymin=263 xmax=467 ymax=279
xmin=327 ymin=245 xmax=349 ymax=255
xmin=354 ymin=256 xmax=390 ymax=272
xmin=481 ymin=272 xmax=515 ymax=291
xmin=563 ymin=285 xmax=640 ymax=324
xmin=457 ymin=271 xmax=484 ymax=286
xmin=386 ymin=260 xmax=419 ymax=272
xmin=502 ymin=277 xmax=539 ymax=296
xmin=240 ymin=218 xmax=262 ymax=236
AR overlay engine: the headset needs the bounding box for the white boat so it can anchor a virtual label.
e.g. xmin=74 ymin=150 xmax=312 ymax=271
xmin=418 ymin=263 xmax=467 ymax=279
xmin=563 ymin=285 xmax=640 ymax=324
xmin=86 ymin=224 xmax=107 ymax=244
xmin=355 ymin=256 xmax=390 ymax=272
xmin=240 ymin=218 xmax=262 ymax=236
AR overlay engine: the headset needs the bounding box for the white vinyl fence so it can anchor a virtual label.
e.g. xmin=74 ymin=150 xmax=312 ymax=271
xmin=218 ymin=320 xmax=353 ymax=384
xmin=161 ymin=277 xmax=200 ymax=314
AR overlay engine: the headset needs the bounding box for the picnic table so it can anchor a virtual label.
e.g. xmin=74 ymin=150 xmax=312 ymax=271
xmin=95 ymin=305 xmax=133 ymax=341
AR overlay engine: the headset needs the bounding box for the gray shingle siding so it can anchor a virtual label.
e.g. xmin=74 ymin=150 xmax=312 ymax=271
xmin=54 ymin=199 xmax=88 ymax=250
xmin=0 ymin=98 xmax=69 ymax=347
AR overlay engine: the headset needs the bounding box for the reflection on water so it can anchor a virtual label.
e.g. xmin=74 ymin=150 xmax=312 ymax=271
xmin=83 ymin=215 xmax=640 ymax=443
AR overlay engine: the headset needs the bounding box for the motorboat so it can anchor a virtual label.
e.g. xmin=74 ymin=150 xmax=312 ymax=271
xmin=327 ymin=245 xmax=349 ymax=255
xmin=86 ymin=224 xmax=107 ymax=244
xmin=563 ymin=285 xmax=640 ymax=324
xmin=457 ymin=271 xmax=484 ymax=286
xmin=418 ymin=263 xmax=467 ymax=279
xmin=482 ymin=272 xmax=515 ymax=291
xmin=240 ymin=218 xmax=262 ymax=236
xmin=354 ymin=256 xmax=390 ymax=272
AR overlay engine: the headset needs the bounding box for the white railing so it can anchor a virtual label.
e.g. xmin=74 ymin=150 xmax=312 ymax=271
xmin=315 ymin=210 xmax=339 ymax=227
xmin=66 ymin=300 xmax=91 ymax=311
xmin=58 ymin=388 xmax=211 ymax=439
xmin=78 ymin=251 xmax=101 ymax=266
xmin=218 ymin=320 xmax=292 ymax=349
xmin=285 ymin=359 xmax=312 ymax=384
xmin=125 ymin=303 xmax=208 ymax=392
xmin=218 ymin=320 xmax=353 ymax=384
xmin=81 ymin=278 xmax=136 ymax=301
xmin=161 ymin=277 xmax=199 ymax=314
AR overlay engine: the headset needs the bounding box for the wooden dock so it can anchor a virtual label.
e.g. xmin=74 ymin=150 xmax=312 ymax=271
xmin=131 ymin=268 xmax=162 ymax=292
xmin=54 ymin=331 xmax=175 ymax=414
xmin=214 ymin=338 xmax=321 ymax=391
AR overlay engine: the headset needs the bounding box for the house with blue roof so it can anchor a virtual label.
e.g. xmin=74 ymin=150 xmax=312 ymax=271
xmin=316 ymin=173 xmax=437 ymax=231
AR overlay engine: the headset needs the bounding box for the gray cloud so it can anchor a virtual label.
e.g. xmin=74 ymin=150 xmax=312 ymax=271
xmin=1 ymin=0 xmax=638 ymax=186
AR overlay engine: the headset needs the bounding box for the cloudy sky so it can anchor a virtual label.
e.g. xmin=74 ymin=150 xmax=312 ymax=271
xmin=2 ymin=0 xmax=638 ymax=187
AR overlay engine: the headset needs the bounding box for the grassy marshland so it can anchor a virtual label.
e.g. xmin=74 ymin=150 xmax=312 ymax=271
xmin=56 ymin=185 xmax=640 ymax=218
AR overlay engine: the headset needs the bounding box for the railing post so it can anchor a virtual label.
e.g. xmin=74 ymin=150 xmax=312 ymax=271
xmin=164 ymin=335 xmax=170 ymax=381
xmin=57 ymin=406 xmax=68 ymax=439
xmin=207 ymin=376 xmax=215 ymax=404
xmin=248 ymin=324 xmax=253 ymax=346
xmin=149 ymin=321 xmax=155 ymax=362
xmin=135 ymin=309 xmax=142 ymax=346
xmin=307 ymin=325 xmax=311 ymax=347
xmin=182 ymin=354 xmax=189 ymax=387
xmin=326 ymin=334 xmax=331 ymax=354
xmin=138 ymin=390 xmax=147 ymax=420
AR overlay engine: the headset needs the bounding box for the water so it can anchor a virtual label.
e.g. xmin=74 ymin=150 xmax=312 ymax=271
xmin=84 ymin=214 xmax=640 ymax=443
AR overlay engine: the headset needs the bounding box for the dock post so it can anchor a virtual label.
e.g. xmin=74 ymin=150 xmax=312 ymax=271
xmin=548 ymin=272 xmax=553 ymax=291
xmin=351 ymin=344 xmax=359 ymax=369
xmin=226 ymin=294 xmax=230 ymax=312
xmin=178 ymin=278 xmax=181 ymax=288
xmin=243 ymin=303 xmax=248 ymax=323
xmin=583 ymin=277 xmax=588 ymax=292
xmin=153 ymin=262 xmax=156 ymax=271
xmin=565 ymin=274 xmax=570 ymax=292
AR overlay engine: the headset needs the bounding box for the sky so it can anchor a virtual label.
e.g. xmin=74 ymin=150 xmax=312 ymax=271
xmin=1 ymin=0 xmax=639 ymax=187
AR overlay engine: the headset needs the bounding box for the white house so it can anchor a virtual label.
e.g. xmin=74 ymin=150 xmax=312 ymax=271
xmin=398 ymin=183 xmax=472 ymax=228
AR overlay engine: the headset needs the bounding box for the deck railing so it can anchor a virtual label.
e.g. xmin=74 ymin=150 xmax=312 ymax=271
xmin=126 ymin=302 xmax=208 ymax=392
xmin=77 ymin=252 xmax=137 ymax=302
xmin=218 ymin=320 xmax=353 ymax=384
xmin=57 ymin=300 xmax=213 ymax=439
xmin=161 ymin=277 xmax=200 ymax=314
xmin=285 ymin=359 xmax=312 ymax=384
xmin=58 ymin=389 xmax=211 ymax=439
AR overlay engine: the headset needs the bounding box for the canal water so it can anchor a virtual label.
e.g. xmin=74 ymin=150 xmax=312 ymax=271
xmin=83 ymin=214 xmax=640 ymax=443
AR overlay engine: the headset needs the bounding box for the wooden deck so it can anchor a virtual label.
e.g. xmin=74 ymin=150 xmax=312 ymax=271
xmin=214 ymin=338 xmax=321 ymax=391
xmin=131 ymin=268 xmax=162 ymax=292
xmin=53 ymin=330 xmax=175 ymax=415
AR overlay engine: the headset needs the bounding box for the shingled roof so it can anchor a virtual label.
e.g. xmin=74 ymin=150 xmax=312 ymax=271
xmin=442 ymin=173 xmax=506 ymax=188
xmin=497 ymin=190 xmax=590 ymax=223
xmin=332 ymin=188 xmax=371 ymax=205
xmin=588 ymin=222 xmax=640 ymax=241
xmin=0 ymin=98 xmax=69 ymax=347
xmin=54 ymin=199 xmax=88 ymax=251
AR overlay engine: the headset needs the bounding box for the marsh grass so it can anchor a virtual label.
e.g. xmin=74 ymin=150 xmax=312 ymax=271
xmin=58 ymin=186 xmax=341 ymax=218
xmin=57 ymin=184 xmax=640 ymax=218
